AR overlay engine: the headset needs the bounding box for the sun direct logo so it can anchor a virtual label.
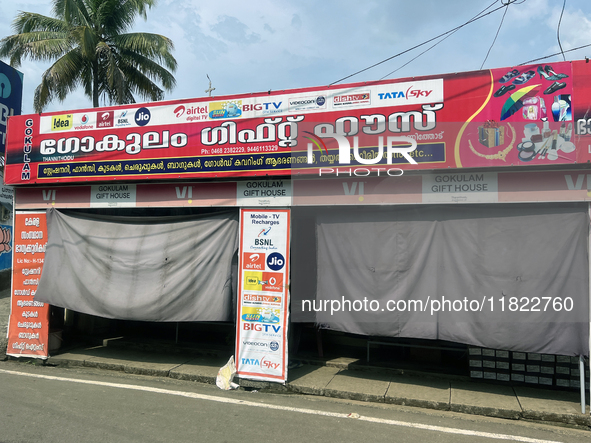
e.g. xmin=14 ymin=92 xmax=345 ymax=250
xmin=243 ymin=252 xmax=265 ymax=270
xmin=209 ymin=100 xmax=242 ymax=119
xmin=241 ymin=306 xmax=280 ymax=323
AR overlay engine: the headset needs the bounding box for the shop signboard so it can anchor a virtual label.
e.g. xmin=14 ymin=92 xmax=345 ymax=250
xmin=235 ymin=209 xmax=290 ymax=383
xmin=0 ymin=61 xmax=22 ymax=270
xmin=7 ymin=211 xmax=50 ymax=358
xmin=4 ymin=60 xmax=591 ymax=185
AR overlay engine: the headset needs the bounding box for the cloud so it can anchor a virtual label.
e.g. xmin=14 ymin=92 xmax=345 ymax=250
xmin=211 ymin=16 xmax=261 ymax=45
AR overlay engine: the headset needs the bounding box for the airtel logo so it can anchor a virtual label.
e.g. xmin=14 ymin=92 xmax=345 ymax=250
xmin=249 ymin=254 xmax=260 ymax=262
xmin=174 ymin=105 xmax=185 ymax=117
xmin=96 ymin=111 xmax=113 ymax=127
xmin=174 ymin=104 xmax=207 ymax=119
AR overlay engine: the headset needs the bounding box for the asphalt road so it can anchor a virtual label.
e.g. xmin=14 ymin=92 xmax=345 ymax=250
xmin=0 ymin=360 xmax=588 ymax=443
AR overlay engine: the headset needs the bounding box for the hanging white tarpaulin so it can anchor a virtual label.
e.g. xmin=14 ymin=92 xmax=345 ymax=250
xmin=235 ymin=208 xmax=290 ymax=383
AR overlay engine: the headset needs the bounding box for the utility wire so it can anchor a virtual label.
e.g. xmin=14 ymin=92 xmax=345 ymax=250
xmin=557 ymin=0 xmax=567 ymax=61
xmin=480 ymin=1 xmax=510 ymax=69
xmin=329 ymin=0 xmax=520 ymax=85
xmin=380 ymin=0 xmax=499 ymax=80
xmin=517 ymin=42 xmax=591 ymax=65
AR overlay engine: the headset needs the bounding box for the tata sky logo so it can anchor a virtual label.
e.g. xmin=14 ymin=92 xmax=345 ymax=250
xmin=266 ymin=252 xmax=285 ymax=271
xmin=135 ymin=107 xmax=151 ymax=126
xmin=240 ymin=356 xmax=280 ymax=370
xmin=378 ymin=86 xmax=433 ymax=100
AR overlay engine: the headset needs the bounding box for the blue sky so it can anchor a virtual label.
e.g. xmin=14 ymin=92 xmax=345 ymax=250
xmin=1 ymin=0 xmax=591 ymax=114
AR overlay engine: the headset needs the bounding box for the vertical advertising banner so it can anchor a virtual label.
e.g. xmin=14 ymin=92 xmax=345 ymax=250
xmin=236 ymin=208 xmax=290 ymax=383
xmin=7 ymin=211 xmax=49 ymax=358
xmin=0 ymin=60 xmax=23 ymax=156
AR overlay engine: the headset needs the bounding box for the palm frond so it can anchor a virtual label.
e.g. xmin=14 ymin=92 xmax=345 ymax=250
xmin=111 ymin=32 xmax=176 ymax=71
xmin=3 ymin=0 xmax=175 ymax=110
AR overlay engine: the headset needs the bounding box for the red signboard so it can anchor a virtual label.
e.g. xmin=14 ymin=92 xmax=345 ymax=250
xmin=5 ymin=60 xmax=591 ymax=185
xmin=7 ymin=211 xmax=50 ymax=359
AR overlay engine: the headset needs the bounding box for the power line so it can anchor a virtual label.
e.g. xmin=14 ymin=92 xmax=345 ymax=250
xmin=557 ymin=0 xmax=567 ymax=61
xmin=380 ymin=0 xmax=499 ymax=80
xmin=480 ymin=1 xmax=510 ymax=69
xmin=517 ymin=42 xmax=591 ymax=65
xmin=329 ymin=0 xmax=520 ymax=86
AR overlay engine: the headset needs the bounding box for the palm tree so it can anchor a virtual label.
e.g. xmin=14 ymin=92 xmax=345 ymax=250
xmin=0 ymin=0 xmax=177 ymax=112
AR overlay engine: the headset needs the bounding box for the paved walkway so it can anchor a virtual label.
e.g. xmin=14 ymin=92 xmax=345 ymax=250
xmin=26 ymin=340 xmax=590 ymax=429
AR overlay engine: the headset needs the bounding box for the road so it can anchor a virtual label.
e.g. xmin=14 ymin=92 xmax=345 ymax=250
xmin=0 ymin=360 xmax=588 ymax=443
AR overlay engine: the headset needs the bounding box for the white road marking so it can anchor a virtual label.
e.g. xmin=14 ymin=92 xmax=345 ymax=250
xmin=0 ymin=368 xmax=562 ymax=443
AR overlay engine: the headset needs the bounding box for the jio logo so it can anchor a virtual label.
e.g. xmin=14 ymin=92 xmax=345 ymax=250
xmin=267 ymin=252 xmax=285 ymax=271
xmin=135 ymin=107 xmax=151 ymax=126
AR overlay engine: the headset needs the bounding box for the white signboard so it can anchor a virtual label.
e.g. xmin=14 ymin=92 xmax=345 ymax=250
xmin=90 ymin=184 xmax=137 ymax=207
xmin=235 ymin=209 xmax=290 ymax=383
xmin=422 ymin=172 xmax=498 ymax=203
xmin=237 ymin=180 xmax=292 ymax=207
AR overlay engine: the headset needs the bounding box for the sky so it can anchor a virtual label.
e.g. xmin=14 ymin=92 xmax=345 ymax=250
xmin=1 ymin=0 xmax=591 ymax=115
